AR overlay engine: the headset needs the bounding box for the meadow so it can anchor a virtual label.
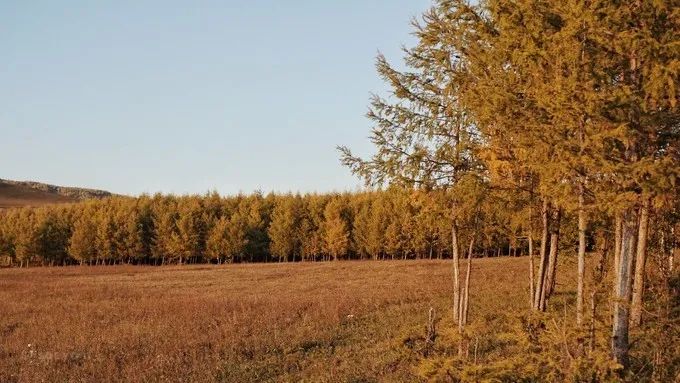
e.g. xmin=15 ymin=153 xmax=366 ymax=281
xmin=0 ymin=257 xmax=547 ymax=382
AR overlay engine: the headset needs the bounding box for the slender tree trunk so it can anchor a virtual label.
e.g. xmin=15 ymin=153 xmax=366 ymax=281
xmin=631 ymin=197 xmax=650 ymax=327
xmin=452 ymin=222 xmax=460 ymax=323
xmin=589 ymin=290 xmax=597 ymax=353
xmin=612 ymin=208 xmax=637 ymax=369
xmin=577 ymin=183 xmax=587 ymax=327
xmin=461 ymin=235 xmax=474 ymax=325
xmin=613 ymin=213 xmax=623 ymax=299
xmin=456 ymin=233 xmax=473 ymax=357
xmin=542 ymin=208 xmax=561 ymax=310
xmin=529 ymin=233 xmax=535 ymax=309
xmin=534 ymin=199 xmax=550 ymax=310
xmin=545 ymin=231 xmax=559 ymax=297
xmin=671 ymin=244 xmax=676 ymax=273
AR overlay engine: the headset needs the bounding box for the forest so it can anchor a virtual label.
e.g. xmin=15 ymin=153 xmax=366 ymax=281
xmin=0 ymin=189 xmax=513 ymax=266
xmin=1 ymin=0 xmax=678 ymax=381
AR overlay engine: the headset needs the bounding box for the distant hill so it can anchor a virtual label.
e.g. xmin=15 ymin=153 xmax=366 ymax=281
xmin=0 ymin=179 xmax=113 ymax=209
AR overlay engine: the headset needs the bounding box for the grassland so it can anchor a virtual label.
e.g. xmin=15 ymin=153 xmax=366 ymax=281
xmin=0 ymin=258 xmax=573 ymax=382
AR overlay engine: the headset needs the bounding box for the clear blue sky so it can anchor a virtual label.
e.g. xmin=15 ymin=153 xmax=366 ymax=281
xmin=1 ymin=0 xmax=431 ymax=196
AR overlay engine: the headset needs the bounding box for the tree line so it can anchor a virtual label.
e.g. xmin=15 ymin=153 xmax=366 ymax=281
xmin=0 ymin=188 xmax=554 ymax=267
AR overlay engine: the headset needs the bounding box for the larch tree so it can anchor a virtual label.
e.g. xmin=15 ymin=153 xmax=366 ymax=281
xmin=268 ymin=194 xmax=303 ymax=262
xmin=11 ymin=210 xmax=38 ymax=267
xmin=151 ymin=199 xmax=177 ymax=265
xmin=171 ymin=198 xmax=205 ymax=264
xmin=350 ymin=194 xmax=373 ymax=260
xmin=95 ymin=207 xmax=116 ymax=265
xmin=321 ymin=197 xmax=350 ymax=261
xmin=69 ymin=211 xmax=97 ymax=265
xmin=299 ymin=195 xmax=327 ymax=261
xmin=240 ymin=194 xmax=270 ymax=262
xmin=205 ymin=213 xmax=248 ymax=264
xmin=366 ymin=194 xmax=388 ymax=260
xmin=339 ymin=3 xmax=487 ymax=341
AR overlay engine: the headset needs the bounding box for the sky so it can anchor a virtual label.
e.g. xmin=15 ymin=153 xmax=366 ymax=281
xmin=0 ymin=0 xmax=431 ymax=196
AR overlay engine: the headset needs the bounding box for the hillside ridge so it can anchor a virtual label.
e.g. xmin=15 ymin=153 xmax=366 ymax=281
xmin=0 ymin=178 xmax=113 ymax=208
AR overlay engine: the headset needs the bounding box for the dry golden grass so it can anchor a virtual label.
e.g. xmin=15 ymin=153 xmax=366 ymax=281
xmin=0 ymin=258 xmax=573 ymax=382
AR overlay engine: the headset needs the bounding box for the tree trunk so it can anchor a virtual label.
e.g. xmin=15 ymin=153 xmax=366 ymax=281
xmin=534 ymin=199 xmax=550 ymax=310
xmin=529 ymin=233 xmax=535 ymax=309
xmin=543 ymin=208 xmax=561 ymax=310
xmin=545 ymin=233 xmax=559 ymax=298
xmin=613 ymin=213 xmax=622 ymax=297
xmin=631 ymin=197 xmax=650 ymax=327
xmin=577 ymin=183 xmax=587 ymax=327
xmin=612 ymin=208 xmax=637 ymax=369
xmin=589 ymin=290 xmax=597 ymax=354
xmin=461 ymin=235 xmax=474 ymax=325
xmin=452 ymin=222 xmax=460 ymax=323
xmin=457 ymin=233 xmax=473 ymax=358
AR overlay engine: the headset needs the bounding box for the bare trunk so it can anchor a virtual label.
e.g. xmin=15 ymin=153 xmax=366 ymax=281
xmin=577 ymin=183 xmax=587 ymax=327
xmin=528 ymin=233 xmax=535 ymax=309
xmin=543 ymin=208 xmax=561 ymax=310
xmin=545 ymin=234 xmax=559 ymax=298
xmin=612 ymin=208 xmax=637 ymax=368
xmin=589 ymin=290 xmax=597 ymax=354
xmin=613 ymin=213 xmax=623 ymax=298
xmin=631 ymin=197 xmax=650 ymax=327
xmin=534 ymin=199 xmax=550 ymax=310
xmin=452 ymin=222 xmax=460 ymax=323
xmin=461 ymin=235 xmax=474 ymax=325
xmin=457 ymin=233 xmax=473 ymax=358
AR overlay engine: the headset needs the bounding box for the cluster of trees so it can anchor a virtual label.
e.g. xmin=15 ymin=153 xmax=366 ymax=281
xmin=339 ymin=0 xmax=678 ymax=376
xmin=0 ymin=188 xmax=546 ymax=267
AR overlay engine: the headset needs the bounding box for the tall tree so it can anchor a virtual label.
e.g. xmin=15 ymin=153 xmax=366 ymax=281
xmin=69 ymin=211 xmax=97 ymax=265
xmin=206 ymin=214 xmax=248 ymax=264
xmin=321 ymin=197 xmax=350 ymax=261
xmin=268 ymin=195 xmax=303 ymax=262
xmin=339 ymin=6 xmax=487 ymax=333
